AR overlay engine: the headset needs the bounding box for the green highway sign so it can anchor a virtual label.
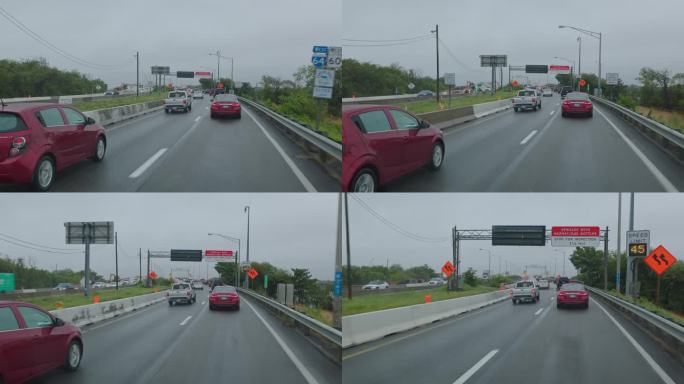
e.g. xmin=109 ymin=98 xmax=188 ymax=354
xmin=0 ymin=273 xmax=16 ymax=293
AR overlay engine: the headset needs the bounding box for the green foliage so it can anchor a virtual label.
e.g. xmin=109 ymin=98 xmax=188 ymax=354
xmin=464 ymin=269 xmax=478 ymax=286
xmin=340 ymin=58 xmax=439 ymax=98
xmin=618 ymin=95 xmax=638 ymax=110
xmin=0 ymin=58 xmax=107 ymax=98
xmin=343 ymin=264 xmax=437 ymax=285
xmin=0 ymin=257 xmax=104 ymax=289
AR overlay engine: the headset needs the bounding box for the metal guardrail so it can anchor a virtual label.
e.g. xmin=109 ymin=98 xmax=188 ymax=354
xmin=590 ymin=96 xmax=684 ymax=162
xmin=586 ymin=286 xmax=684 ymax=360
xmin=237 ymin=287 xmax=342 ymax=347
xmin=238 ymin=97 xmax=341 ymax=163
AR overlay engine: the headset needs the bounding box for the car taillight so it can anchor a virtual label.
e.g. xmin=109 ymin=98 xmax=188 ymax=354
xmin=9 ymin=136 xmax=29 ymax=157
xmin=183 ymin=100 xmax=187 ymax=105
xmin=584 ymin=102 xmax=592 ymax=106
xmin=187 ymin=292 xmax=191 ymax=297
xmin=532 ymin=98 xmax=536 ymax=103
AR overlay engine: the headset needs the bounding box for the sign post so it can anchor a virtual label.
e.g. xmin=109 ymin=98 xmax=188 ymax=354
xmin=444 ymin=73 xmax=456 ymax=108
xmin=643 ymin=245 xmax=677 ymax=304
xmin=311 ymin=45 xmax=342 ymax=132
xmin=65 ymin=222 xmax=114 ymax=297
xmin=627 ymin=230 xmax=650 ymax=296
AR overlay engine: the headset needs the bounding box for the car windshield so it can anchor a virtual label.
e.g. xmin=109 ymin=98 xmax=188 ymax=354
xmin=516 ymin=281 xmax=534 ymax=288
xmin=0 ymin=112 xmax=28 ymax=133
xmin=567 ymin=93 xmax=589 ymax=100
xmin=561 ymin=283 xmax=585 ymax=291
xmin=213 ymin=286 xmax=236 ymax=293
xmin=214 ymin=94 xmax=238 ymax=102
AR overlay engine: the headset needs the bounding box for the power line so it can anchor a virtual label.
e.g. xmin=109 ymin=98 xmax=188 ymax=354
xmin=0 ymin=236 xmax=82 ymax=255
xmin=0 ymin=232 xmax=79 ymax=252
xmin=0 ymin=5 xmax=132 ymax=71
xmin=343 ymin=36 xmax=433 ymax=48
xmin=343 ymin=34 xmax=432 ymax=43
xmin=350 ymin=195 xmax=450 ymax=243
xmin=438 ymin=38 xmax=477 ymax=73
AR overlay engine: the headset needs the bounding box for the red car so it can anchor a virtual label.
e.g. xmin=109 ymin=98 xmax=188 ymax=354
xmin=342 ymin=105 xmax=445 ymax=192
xmin=561 ymin=92 xmax=593 ymax=118
xmin=0 ymin=301 xmax=83 ymax=384
xmin=208 ymin=285 xmax=240 ymax=310
xmin=0 ymin=103 xmax=106 ymax=191
xmin=556 ymin=282 xmax=589 ymax=309
xmin=210 ymin=94 xmax=241 ymax=119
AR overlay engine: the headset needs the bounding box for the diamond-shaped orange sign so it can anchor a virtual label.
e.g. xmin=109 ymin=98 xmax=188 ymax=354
xmin=148 ymin=271 xmax=158 ymax=280
xmin=442 ymin=261 xmax=455 ymax=278
xmin=247 ymin=268 xmax=259 ymax=280
xmin=644 ymin=245 xmax=677 ymax=275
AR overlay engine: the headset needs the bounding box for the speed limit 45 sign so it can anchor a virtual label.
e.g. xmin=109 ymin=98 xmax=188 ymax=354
xmin=627 ymin=230 xmax=650 ymax=257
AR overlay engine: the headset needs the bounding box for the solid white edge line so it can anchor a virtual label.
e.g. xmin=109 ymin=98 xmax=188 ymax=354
xmin=534 ymin=308 xmax=543 ymax=316
xmin=594 ymin=107 xmax=678 ymax=192
xmin=128 ymin=148 xmax=167 ymax=178
xmin=179 ymin=315 xmax=192 ymax=326
xmin=242 ymin=108 xmax=317 ymax=192
xmin=592 ymin=299 xmax=675 ymax=384
xmin=243 ymin=299 xmax=319 ymax=384
xmin=452 ymin=349 xmax=499 ymax=384
xmin=520 ymin=130 xmax=538 ymax=145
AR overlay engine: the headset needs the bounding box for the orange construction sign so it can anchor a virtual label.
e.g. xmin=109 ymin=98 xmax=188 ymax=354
xmin=247 ymin=268 xmax=259 ymax=280
xmin=644 ymin=245 xmax=677 ymax=275
xmin=442 ymin=261 xmax=455 ymax=277
xmin=579 ymin=79 xmax=587 ymax=87
xmin=148 ymin=271 xmax=158 ymax=280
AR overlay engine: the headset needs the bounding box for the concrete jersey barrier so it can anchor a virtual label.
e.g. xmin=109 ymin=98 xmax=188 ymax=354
xmin=415 ymin=98 xmax=512 ymax=131
xmin=83 ymin=100 xmax=164 ymax=127
xmin=50 ymin=290 xmax=167 ymax=327
xmin=342 ymin=289 xmax=510 ymax=348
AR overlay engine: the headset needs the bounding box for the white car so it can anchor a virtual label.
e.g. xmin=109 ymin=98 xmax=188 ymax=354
xmin=191 ymin=281 xmax=204 ymax=290
xmin=542 ymin=88 xmax=553 ymax=97
xmin=192 ymin=90 xmax=204 ymax=99
xmin=362 ymin=280 xmax=389 ymax=290
xmin=428 ymin=277 xmax=446 ymax=286
xmin=538 ymin=279 xmax=550 ymax=289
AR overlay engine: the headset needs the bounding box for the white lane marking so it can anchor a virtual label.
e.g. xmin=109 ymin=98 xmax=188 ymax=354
xmin=243 ymin=299 xmax=319 ymax=384
xmin=592 ymin=299 xmax=675 ymax=384
xmin=194 ymin=116 xmax=201 ymax=122
xmin=201 ymin=301 xmax=206 ymax=305
xmin=534 ymin=308 xmax=543 ymax=316
xmin=520 ymin=130 xmax=538 ymax=145
xmin=452 ymin=349 xmax=499 ymax=384
xmin=205 ymin=107 xmax=209 ymax=110
xmin=179 ymin=315 xmax=192 ymax=326
xmin=550 ymin=110 xmax=555 ymax=116
xmin=595 ymin=107 xmax=678 ymax=192
xmin=556 ymin=103 xmax=560 ymax=106
xmin=128 ymin=148 xmax=167 ymax=178
xmin=242 ymin=108 xmax=317 ymax=192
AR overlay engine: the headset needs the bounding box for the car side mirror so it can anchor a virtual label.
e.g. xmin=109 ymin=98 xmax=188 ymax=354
xmin=85 ymin=117 xmax=96 ymax=125
xmin=53 ymin=317 xmax=65 ymax=327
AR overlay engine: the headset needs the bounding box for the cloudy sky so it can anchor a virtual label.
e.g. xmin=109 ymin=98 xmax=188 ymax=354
xmin=343 ymin=0 xmax=684 ymax=87
xmin=0 ymin=193 xmax=339 ymax=281
xmin=345 ymin=193 xmax=684 ymax=278
xmin=0 ymin=0 xmax=340 ymax=88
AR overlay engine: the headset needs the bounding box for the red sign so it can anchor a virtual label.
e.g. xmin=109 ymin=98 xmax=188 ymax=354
xmin=551 ymin=226 xmax=600 ymax=237
xmin=195 ymin=71 xmax=212 ymax=76
xmin=549 ymin=65 xmax=571 ymax=71
xmin=442 ymin=261 xmax=455 ymax=277
xmin=579 ymin=79 xmax=587 ymax=87
xmin=644 ymin=245 xmax=677 ymax=275
xmin=205 ymin=250 xmax=233 ymax=257
xmin=511 ymin=80 xmax=519 ymax=87
xmin=247 ymin=268 xmax=259 ymax=280
xmin=148 ymin=271 xmax=158 ymax=280
xmin=217 ymin=82 xmax=224 ymax=89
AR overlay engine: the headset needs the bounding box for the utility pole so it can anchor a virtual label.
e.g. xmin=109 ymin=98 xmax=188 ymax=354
xmin=617 ymin=194 xmax=622 ymax=293
xmin=146 ymin=249 xmax=150 ymax=287
xmin=345 ymin=193 xmax=352 ymax=299
xmin=84 ymin=225 xmax=91 ymax=297
xmin=115 ymin=232 xmax=119 ymax=291
xmin=333 ymin=194 xmax=343 ymax=329
xmin=432 ymin=24 xmax=440 ymax=103
xmin=577 ymin=37 xmax=582 ymax=91
xmin=244 ymin=206 xmax=251 ymax=289
xmin=603 ymin=227 xmax=608 ymax=290
xmin=626 ymin=193 xmax=635 ymax=296
xmin=135 ymin=52 xmax=139 ymax=97
xmin=139 ymin=248 xmax=142 ymax=284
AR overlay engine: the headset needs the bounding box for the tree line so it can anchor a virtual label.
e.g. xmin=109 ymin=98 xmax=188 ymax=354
xmin=340 ymin=59 xmax=439 ymax=98
xmin=0 ymin=59 xmax=108 ymax=98
xmin=0 ymin=256 xmax=105 ymax=291
xmin=570 ymin=247 xmax=684 ymax=312
xmin=214 ymin=261 xmax=332 ymax=310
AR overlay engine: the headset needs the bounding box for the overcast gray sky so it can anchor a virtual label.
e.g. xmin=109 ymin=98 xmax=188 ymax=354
xmin=345 ymin=193 xmax=684 ymax=278
xmin=0 ymin=193 xmax=338 ymax=281
xmin=343 ymin=0 xmax=684 ymax=87
xmin=0 ymin=0 xmax=340 ymax=88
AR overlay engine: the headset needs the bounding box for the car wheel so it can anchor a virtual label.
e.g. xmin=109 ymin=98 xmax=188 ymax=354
xmin=512 ymin=299 xmax=516 ymax=305
xmin=93 ymin=136 xmax=106 ymax=162
xmin=561 ymin=112 xmax=566 ymax=117
xmin=538 ymin=103 xmax=542 ymax=110
xmin=429 ymin=142 xmax=444 ymax=170
xmin=235 ymin=305 xmax=240 ymax=311
xmin=63 ymin=340 xmax=82 ymax=371
xmin=236 ymin=113 xmax=241 ymax=119
xmin=351 ymin=168 xmax=377 ymax=192
xmin=165 ymin=109 xmax=169 ymax=114
xmin=514 ymin=107 xmax=519 ymax=112
xmin=169 ymin=301 xmax=174 ymax=306
xmin=588 ymin=112 xmax=593 ymax=118
xmin=32 ymin=156 xmax=55 ymax=192
xmin=210 ymin=113 xmax=215 ymax=118
xmin=209 ymin=304 xmax=214 ymax=310
xmin=584 ymin=302 xmax=589 ymax=309
xmin=557 ymin=303 xmax=562 ymax=309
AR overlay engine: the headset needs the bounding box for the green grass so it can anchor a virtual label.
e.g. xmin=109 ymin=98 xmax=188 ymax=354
xmin=392 ymin=91 xmax=517 ymax=115
xmin=260 ymin=99 xmax=341 ymax=143
xmin=72 ymin=92 xmax=167 ymax=112
xmin=19 ymin=285 xmax=170 ymax=310
xmin=635 ymin=106 xmax=684 ymax=133
xmin=295 ymin=304 xmax=333 ymax=326
xmin=342 ymin=285 xmax=498 ymax=316
xmin=606 ymin=289 xmax=684 ymax=327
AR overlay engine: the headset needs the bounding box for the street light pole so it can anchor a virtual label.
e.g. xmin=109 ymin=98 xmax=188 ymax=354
xmin=559 ymin=25 xmax=602 ymax=95
xmin=244 ymin=206 xmax=251 ymax=289
xmin=577 ymin=36 xmax=582 ymax=91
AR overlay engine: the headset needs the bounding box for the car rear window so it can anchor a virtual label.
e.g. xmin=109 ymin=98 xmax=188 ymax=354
xmin=169 ymin=92 xmax=186 ymax=98
xmin=35 ymin=108 xmax=65 ymax=128
xmin=0 ymin=112 xmax=28 ymax=133
xmin=518 ymin=91 xmax=535 ymax=96
xmin=215 ymin=94 xmax=238 ymax=102
xmin=172 ymin=284 xmax=189 ymax=290
xmin=17 ymin=306 xmax=53 ymax=328
xmin=213 ymin=286 xmax=236 ymax=293
xmin=567 ymin=93 xmax=589 ymax=100
xmin=561 ymin=283 xmax=585 ymax=291
xmin=354 ymin=110 xmax=392 ymax=133
xmin=0 ymin=307 xmax=19 ymax=331
xmin=516 ymin=281 xmax=534 ymax=288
